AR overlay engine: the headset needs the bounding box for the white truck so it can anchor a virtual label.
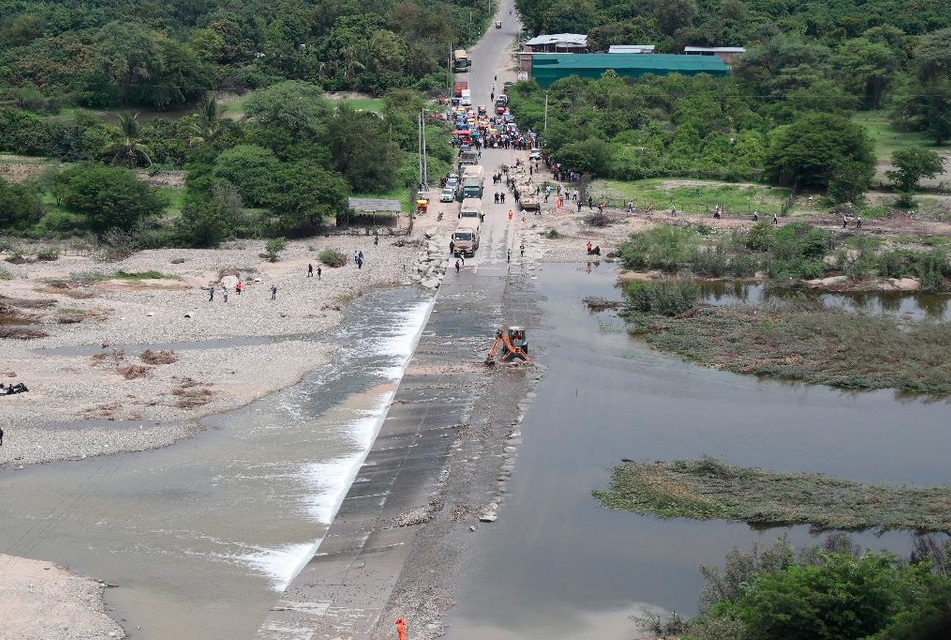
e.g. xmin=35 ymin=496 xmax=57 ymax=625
xmin=460 ymin=89 xmax=472 ymax=106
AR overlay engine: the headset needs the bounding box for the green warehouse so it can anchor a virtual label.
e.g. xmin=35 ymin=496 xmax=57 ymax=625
xmin=530 ymin=53 xmax=728 ymax=88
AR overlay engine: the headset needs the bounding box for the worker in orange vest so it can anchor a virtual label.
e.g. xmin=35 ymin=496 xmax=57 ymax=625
xmin=395 ymin=618 xmax=405 ymax=640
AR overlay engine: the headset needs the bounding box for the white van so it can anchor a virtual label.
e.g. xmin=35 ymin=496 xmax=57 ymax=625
xmin=460 ymin=89 xmax=472 ymax=106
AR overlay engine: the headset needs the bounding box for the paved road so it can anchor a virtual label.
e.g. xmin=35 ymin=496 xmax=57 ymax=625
xmin=252 ymin=5 xmax=527 ymax=640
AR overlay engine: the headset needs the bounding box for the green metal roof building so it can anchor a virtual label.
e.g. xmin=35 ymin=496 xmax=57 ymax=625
xmin=530 ymin=53 xmax=728 ymax=87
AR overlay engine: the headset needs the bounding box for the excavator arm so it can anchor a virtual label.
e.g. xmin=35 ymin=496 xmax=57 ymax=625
xmin=485 ymin=330 xmax=529 ymax=364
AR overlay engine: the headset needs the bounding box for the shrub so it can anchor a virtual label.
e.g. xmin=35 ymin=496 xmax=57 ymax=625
xmin=0 ymin=266 xmax=12 ymax=280
xmin=0 ymin=108 xmax=53 ymax=155
xmin=623 ymin=278 xmax=700 ymax=316
xmin=318 ymin=248 xmax=347 ymax=267
xmin=264 ymin=237 xmax=287 ymax=262
xmin=36 ymin=247 xmax=60 ymax=261
xmin=619 ymin=226 xmax=700 ymax=272
xmin=5 ymin=250 xmax=27 ymax=264
xmin=57 ymin=163 xmax=165 ymax=233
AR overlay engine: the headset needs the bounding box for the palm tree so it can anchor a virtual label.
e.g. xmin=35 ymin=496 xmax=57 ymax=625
xmin=102 ymin=112 xmax=153 ymax=169
xmin=189 ymin=94 xmax=222 ymax=146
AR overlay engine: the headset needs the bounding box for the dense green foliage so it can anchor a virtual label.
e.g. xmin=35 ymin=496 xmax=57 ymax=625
xmin=508 ymin=1 xmax=951 ymax=200
xmin=0 ymin=0 xmax=493 ymax=107
xmin=0 ymin=81 xmax=452 ymax=246
xmin=56 ymin=163 xmax=166 ymax=232
xmin=618 ymin=221 xmax=951 ymax=285
xmin=517 ymin=0 xmax=951 ymax=49
xmin=683 ymin=537 xmax=951 ymax=640
xmin=888 ymin=148 xmax=947 ymax=205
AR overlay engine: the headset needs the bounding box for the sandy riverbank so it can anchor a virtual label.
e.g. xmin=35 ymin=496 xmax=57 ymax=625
xmin=0 ymin=554 xmax=125 ymax=640
xmin=0 ymin=233 xmax=448 ymax=467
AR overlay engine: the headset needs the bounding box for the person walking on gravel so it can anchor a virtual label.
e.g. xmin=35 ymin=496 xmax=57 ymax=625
xmin=308 ymin=263 xmax=313 ymax=277
xmin=271 ymin=285 xmax=277 ymax=300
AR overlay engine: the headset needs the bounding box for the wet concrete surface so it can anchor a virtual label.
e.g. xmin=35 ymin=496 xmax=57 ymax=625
xmin=253 ymin=260 xmax=521 ymax=639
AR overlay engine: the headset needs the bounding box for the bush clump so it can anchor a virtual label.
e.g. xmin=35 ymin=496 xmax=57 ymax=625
xmin=36 ymin=247 xmax=60 ymax=261
xmin=318 ymin=248 xmax=347 ymax=267
xmin=623 ymin=278 xmax=700 ymax=316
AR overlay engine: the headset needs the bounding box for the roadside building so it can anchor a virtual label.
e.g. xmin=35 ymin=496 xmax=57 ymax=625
xmin=528 ymin=53 xmax=728 ymax=88
xmin=683 ymin=46 xmax=747 ymax=65
xmin=519 ymin=33 xmax=588 ymax=72
xmin=607 ymin=45 xmax=656 ymax=54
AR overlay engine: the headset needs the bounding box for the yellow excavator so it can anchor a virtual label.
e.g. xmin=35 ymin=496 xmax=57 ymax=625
xmin=485 ymin=326 xmax=530 ymax=365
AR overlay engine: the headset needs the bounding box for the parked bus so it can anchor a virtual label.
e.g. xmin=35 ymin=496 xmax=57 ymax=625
xmin=462 ymin=165 xmax=484 ymax=199
xmin=453 ymin=49 xmax=470 ymax=72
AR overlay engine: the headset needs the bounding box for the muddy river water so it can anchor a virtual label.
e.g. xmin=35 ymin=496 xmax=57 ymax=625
xmin=444 ymin=263 xmax=951 ymax=640
xmin=0 ymin=287 xmax=433 ymax=640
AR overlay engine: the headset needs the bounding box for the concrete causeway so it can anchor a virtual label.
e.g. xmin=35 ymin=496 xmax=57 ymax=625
xmin=253 ymin=260 xmax=512 ymax=640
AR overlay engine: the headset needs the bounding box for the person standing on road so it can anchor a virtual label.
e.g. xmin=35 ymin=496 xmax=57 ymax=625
xmin=222 ymin=285 xmax=229 ymax=302
xmin=450 ymin=240 xmax=455 ymax=254
xmin=317 ymin=266 xmax=322 ymax=280
xmin=455 ymin=259 xmax=461 ymax=273
xmin=507 ymin=249 xmax=511 ymax=263
xmin=270 ymin=285 xmax=277 ymax=300
xmin=508 ymin=209 xmax=513 ymax=221
xmin=520 ymin=243 xmax=525 ymax=257
xmin=236 ymin=281 xmax=242 ymax=295
xmin=308 ymin=263 xmax=313 ymax=277
xmin=374 ymin=233 xmax=379 ymax=246
xmin=207 ymin=286 xmax=214 ymax=302
xmin=0 ymin=426 xmax=4 ymax=446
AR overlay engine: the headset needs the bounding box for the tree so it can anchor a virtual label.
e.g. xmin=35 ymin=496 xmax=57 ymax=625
xmin=244 ymin=81 xmax=332 ymax=162
xmin=328 ymin=105 xmax=401 ymax=192
xmin=0 ymin=176 xmax=44 ymax=230
xmin=90 ymin=22 xmax=164 ymax=107
xmin=212 ymin=145 xmax=281 ymax=207
xmin=764 ymin=113 xmax=875 ymax=201
xmin=833 ymin=38 xmax=900 ymax=110
xmin=58 ymin=163 xmax=165 ymax=233
xmin=174 ymin=182 xmax=246 ymax=247
xmin=655 ymin=0 xmax=697 ymax=37
xmin=102 ymin=113 xmax=153 ymax=168
xmin=0 ymin=109 xmax=53 ymax=156
xmin=887 ymin=148 xmax=947 ymax=206
xmin=266 ymin=160 xmax=349 ymax=230
xmin=188 ymin=94 xmax=222 ymax=145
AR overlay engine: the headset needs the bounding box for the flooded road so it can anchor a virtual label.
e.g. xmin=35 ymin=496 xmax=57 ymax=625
xmin=0 ymin=287 xmax=433 ymax=640
xmin=444 ymin=263 xmax=951 ymax=640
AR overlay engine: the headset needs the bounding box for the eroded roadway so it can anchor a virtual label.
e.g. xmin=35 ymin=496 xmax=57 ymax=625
xmin=253 ymin=3 xmax=526 ymax=638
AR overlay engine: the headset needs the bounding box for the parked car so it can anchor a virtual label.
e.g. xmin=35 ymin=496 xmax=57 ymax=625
xmin=446 ymin=174 xmax=459 ymax=187
xmin=440 ymin=187 xmax=456 ymax=202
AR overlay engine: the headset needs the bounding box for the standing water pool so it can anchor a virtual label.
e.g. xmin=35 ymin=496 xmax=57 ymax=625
xmin=444 ymin=263 xmax=951 ymax=640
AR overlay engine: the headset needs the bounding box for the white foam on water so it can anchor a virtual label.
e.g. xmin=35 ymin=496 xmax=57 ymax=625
xmin=236 ymin=542 xmax=317 ymax=591
xmin=372 ymin=301 xmax=433 ymax=358
xmin=239 ymin=296 xmax=434 ymax=590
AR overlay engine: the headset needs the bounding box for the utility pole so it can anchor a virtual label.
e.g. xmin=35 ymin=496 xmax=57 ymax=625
xmin=544 ymin=91 xmax=549 ymax=131
xmin=416 ymin=112 xmax=423 ymax=191
xmin=421 ymin=109 xmax=429 ymax=189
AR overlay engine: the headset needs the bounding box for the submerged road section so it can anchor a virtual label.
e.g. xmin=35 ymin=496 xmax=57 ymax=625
xmin=254 ymin=261 xmax=514 ymax=640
